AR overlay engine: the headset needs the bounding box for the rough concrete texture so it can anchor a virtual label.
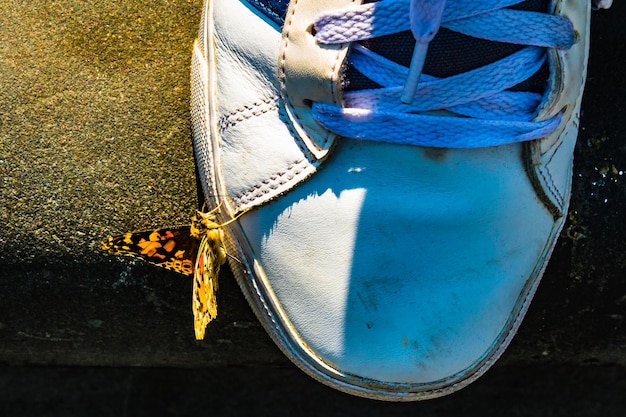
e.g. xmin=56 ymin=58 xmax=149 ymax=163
xmin=0 ymin=0 xmax=625 ymax=413
xmin=0 ymin=0 xmax=274 ymax=367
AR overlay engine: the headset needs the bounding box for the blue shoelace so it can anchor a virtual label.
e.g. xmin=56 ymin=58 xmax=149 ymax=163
xmin=310 ymin=0 xmax=576 ymax=148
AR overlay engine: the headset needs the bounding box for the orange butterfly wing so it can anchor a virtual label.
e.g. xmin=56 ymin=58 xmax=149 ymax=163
xmin=192 ymin=214 xmax=228 ymax=340
xmin=101 ymin=209 xmax=229 ymax=340
xmin=100 ymin=227 xmax=198 ymax=275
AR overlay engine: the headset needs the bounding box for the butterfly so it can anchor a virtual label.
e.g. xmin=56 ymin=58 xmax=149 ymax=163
xmin=100 ymin=208 xmax=228 ymax=340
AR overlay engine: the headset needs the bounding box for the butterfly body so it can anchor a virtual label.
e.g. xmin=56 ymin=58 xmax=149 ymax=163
xmin=100 ymin=209 xmax=227 ymax=340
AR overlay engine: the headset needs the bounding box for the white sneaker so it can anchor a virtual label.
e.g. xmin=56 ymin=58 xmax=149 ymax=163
xmin=191 ymin=0 xmax=591 ymax=401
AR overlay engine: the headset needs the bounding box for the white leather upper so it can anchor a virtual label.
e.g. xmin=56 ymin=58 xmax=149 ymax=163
xmin=237 ymin=139 xmax=561 ymax=382
xmin=209 ymin=0 xmax=318 ymax=211
xmin=192 ymin=0 xmax=590 ymax=392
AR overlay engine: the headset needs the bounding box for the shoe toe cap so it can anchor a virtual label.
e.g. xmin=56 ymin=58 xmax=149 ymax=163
xmin=236 ymin=141 xmax=562 ymax=390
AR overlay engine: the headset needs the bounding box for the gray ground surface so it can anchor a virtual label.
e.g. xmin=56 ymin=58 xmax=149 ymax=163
xmin=1 ymin=0 xmax=625 ymax=415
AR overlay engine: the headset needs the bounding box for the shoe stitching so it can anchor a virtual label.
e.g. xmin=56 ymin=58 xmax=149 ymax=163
xmin=545 ymin=136 xmax=566 ymax=201
xmin=526 ymin=2 xmax=586 ymax=218
xmin=278 ymin=0 xmax=303 ymax=139
xmin=277 ymin=100 xmax=322 ymax=164
xmin=217 ymin=101 xmax=317 ymax=208
xmin=231 ymin=158 xmax=311 ymax=206
xmin=278 ymin=0 xmax=334 ymax=153
xmin=538 ymin=162 xmax=563 ymax=210
xmin=538 ymin=132 xmax=566 ymax=209
xmin=210 ymin=0 xmax=586 ymax=400
xmin=218 ymin=96 xmax=280 ymax=132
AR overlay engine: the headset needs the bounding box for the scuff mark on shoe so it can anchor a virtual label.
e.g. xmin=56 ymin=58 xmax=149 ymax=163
xmin=420 ymin=147 xmax=450 ymax=162
xmin=357 ymin=291 xmax=378 ymax=312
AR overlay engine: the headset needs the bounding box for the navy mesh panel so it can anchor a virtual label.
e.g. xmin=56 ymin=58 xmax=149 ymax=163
xmin=246 ymin=0 xmax=289 ymax=25
xmin=244 ymin=0 xmax=550 ymax=94
xmin=345 ymin=0 xmax=550 ymax=94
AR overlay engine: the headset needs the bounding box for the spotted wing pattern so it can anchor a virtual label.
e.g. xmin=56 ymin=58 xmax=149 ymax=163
xmin=100 ymin=209 xmax=229 ymax=340
xmin=191 ymin=211 xmax=228 ymax=340
xmin=100 ymin=226 xmax=198 ymax=276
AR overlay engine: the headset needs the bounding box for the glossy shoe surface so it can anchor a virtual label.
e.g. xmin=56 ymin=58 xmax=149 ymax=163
xmin=191 ymin=0 xmax=591 ymax=400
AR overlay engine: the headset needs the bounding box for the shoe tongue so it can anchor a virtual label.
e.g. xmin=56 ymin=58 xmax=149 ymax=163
xmin=249 ymin=0 xmax=550 ymax=93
